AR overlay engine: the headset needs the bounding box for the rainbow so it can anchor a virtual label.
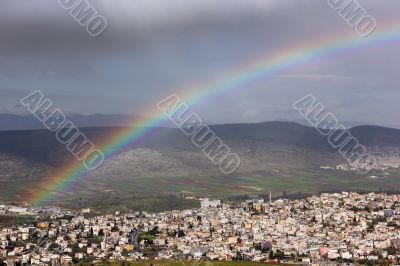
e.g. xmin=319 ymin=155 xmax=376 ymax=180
xmin=26 ymin=21 xmax=400 ymax=205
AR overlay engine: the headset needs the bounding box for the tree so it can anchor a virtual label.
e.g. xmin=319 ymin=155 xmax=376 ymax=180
xmin=149 ymin=226 xmax=159 ymax=236
xmin=386 ymin=246 xmax=396 ymax=256
xmin=48 ymin=243 xmax=59 ymax=251
xmin=275 ymin=249 xmax=285 ymax=260
xmin=269 ymin=250 xmax=274 ymax=259
xmin=178 ymin=229 xmax=185 ymax=238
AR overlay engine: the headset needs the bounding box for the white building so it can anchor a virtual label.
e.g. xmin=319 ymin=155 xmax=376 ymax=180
xmin=200 ymin=198 xmax=221 ymax=208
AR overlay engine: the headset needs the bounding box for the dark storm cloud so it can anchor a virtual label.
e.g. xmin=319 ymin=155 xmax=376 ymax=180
xmin=0 ymin=0 xmax=399 ymax=127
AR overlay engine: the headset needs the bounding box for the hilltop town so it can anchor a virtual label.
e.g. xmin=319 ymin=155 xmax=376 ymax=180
xmin=321 ymin=147 xmax=400 ymax=173
xmin=1 ymin=192 xmax=400 ymax=265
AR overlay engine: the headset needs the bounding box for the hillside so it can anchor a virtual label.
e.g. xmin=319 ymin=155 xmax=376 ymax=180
xmin=1 ymin=121 xmax=400 ymax=203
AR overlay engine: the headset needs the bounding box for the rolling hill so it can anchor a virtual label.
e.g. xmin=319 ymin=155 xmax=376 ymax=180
xmin=1 ymin=121 xmax=400 ymax=203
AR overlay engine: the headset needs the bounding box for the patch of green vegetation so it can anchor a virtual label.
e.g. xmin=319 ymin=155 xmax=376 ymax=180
xmin=54 ymin=194 xmax=200 ymax=214
xmin=138 ymin=232 xmax=156 ymax=243
xmin=0 ymin=215 xmax=36 ymax=227
xmin=3 ymin=167 xmax=400 ymax=213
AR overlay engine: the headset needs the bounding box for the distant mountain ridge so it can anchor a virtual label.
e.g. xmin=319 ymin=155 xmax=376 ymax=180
xmin=0 ymin=121 xmax=399 ymax=170
xmin=0 ymin=113 xmax=167 ymax=131
xmin=1 ymin=113 xmax=398 ymax=131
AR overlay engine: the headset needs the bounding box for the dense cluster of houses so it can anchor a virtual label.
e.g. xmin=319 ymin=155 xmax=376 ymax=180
xmin=321 ymin=146 xmax=400 ymax=172
xmin=1 ymin=192 xmax=400 ymax=265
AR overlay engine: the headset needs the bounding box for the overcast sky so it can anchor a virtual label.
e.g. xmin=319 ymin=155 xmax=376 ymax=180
xmin=0 ymin=0 xmax=399 ymax=127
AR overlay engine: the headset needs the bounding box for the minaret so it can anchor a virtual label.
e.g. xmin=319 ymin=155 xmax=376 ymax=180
xmin=102 ymin=232 xmax=107 ymax=250
xmin=269 ymin=191 xmax=272 ymax=204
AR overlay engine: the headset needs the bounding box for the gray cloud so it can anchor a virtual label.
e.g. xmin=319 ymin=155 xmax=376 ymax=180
xmin=0 ymin=0 xmax=399 ymax=128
